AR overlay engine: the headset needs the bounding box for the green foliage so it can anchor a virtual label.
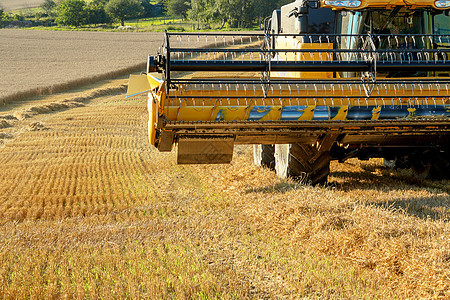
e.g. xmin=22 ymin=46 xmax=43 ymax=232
xmin=166 ymin=0 xmax=190 ymax=19
xmin=55 ymin=0 xmax=113 ymax=27
xmin=13 ymin=14 xmax=26 ymax=22
xmin=105 ymin=0 xmax=143 ymax=26
xmin=188 ymin=0 xmax=216 ymax=24
xmin=87 ymin=1 xmax=109 ymax=25
xmin=278 ymin=0 xmax=294 ymax=5
xmin=57 ymin=0 xmax=87 ymax=27
xmin=1 ymin=10 xmax=11 ymax=24
xmin=40 ymin=0 xmax=57 ymax=16
xmin=188 ymin=0 xmax=282 ymax=29
xmin=0 ymin=8 xmax=4 ymax=28
xmin=1 ymin=0 xmax=287 ymax=30
xmin=166 ymin=25 xmax=185 ymax=31
xmin=141 ymin=0 xmax=157 ymax=18
xmin=255 ymin=0 xmax=283 ymax=20
xmin=227 ymin=0 xmax=255 ymax=28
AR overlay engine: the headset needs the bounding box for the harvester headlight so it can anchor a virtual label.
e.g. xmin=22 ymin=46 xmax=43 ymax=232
xmin=323 ymin=0 xmax=362 ymax=8
xmin=435 ymin=0 xmax=450 ymax=8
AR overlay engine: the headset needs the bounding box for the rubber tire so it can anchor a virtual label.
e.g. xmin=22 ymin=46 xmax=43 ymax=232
xmin=275 ymin=143 xmax=330 ymax=185
xmin=429 ymin=149 xmax=450 ymax=179
xmin=388 ymin=149 xmax=449 ymax=180
xmin=384 ymin=159 xmax=396 ymax=169
xmin=384 ymin=157 xmax=410 ymax=169
xmin=253 ymin=145 xmax=275 ymax=170
xmin=411 ymin=155 xmax=432 ymax=179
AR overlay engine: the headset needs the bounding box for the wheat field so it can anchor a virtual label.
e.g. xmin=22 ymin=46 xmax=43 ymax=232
xmin=0 ymin=76 xmax=448 ymax=298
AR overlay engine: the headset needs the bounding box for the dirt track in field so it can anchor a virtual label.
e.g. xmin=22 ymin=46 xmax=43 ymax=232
xmin=0 ymin=77 xmax=448 ymax=298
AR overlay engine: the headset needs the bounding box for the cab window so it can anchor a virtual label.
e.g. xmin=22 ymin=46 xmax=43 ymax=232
xmin=308 ymin=8 xmax=335 ymax=34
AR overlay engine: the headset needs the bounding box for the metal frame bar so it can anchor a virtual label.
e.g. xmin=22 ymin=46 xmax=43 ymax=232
xmin=165 ymin=32 xmax=450 ymax=38
xmin=169 ymin=48 xmax=450 ymax=54
xmin=164 ymin=119 xmax=450 ymax=133
xmin=169 ymin=78 xmax=450 ymax=84
xmin=166 ymin=96 xmax=449 ymax=100
xmin=165 ymin=60 xmax=450 ymax=72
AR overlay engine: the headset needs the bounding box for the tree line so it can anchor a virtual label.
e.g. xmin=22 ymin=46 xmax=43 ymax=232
xmin=1 ymin=0 xmax=158 ymax=27
xmin=1 ymin=0 xmax=292 ymax=29
xmin=46 ymin=0 xmax=153 ymax=27
xmin=165 ymin=0 xmax=291 ymax=28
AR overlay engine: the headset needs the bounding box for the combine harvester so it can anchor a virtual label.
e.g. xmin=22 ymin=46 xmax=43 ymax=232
xmin=128 ymin=0 xmax=450 ymax=184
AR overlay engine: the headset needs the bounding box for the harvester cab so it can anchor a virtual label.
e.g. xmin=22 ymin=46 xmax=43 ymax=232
xmin=128 ymin=0 xmax=450 ymax=184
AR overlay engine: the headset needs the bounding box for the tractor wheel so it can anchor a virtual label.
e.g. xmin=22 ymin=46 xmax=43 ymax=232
xmin=384 ymin=157 xmax=410 ymax=169
xmin=253 ymin=145 xmax=275 ymax=170
xmin=428 ymin=149 xmax=450 ymax=179
xmin=274 ymin=143 xmax=330 ymax=185
xmin=410 ymin=155 xmax=432 ymax=179
xmin=405 ymin=148 xmax=449 ymax=180
xmin=384 ymin=159 xmax=397 ymax=169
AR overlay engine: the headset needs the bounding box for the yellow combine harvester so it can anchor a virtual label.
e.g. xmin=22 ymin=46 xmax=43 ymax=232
xmin=128 ymin=0 xmax=450 ymax=184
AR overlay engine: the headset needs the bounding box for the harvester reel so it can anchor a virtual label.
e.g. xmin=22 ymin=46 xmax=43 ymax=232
xmin=275 ymin=144 xmax=330 ymax=185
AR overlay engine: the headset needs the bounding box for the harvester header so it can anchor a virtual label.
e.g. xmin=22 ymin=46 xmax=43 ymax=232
xmin=128 ymin=0 xmax=450 ymax=184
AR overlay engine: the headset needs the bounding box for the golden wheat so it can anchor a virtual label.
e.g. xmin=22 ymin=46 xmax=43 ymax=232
xmin=0 ymin=79 xmax=448 ymax=298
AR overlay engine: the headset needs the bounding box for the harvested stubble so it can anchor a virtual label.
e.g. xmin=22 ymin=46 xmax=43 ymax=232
xmin=27 ymin=121 xmax=47 ymax=131
xmin=0 ymin=82 xmax=448 ymax=298
xmin=0 ymin=119 xmax=10 ymax=128
xmin=10 ymin=84 xmax=126 ymax=121
xmin=0 ymin=132 xmax=13 ymax=139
